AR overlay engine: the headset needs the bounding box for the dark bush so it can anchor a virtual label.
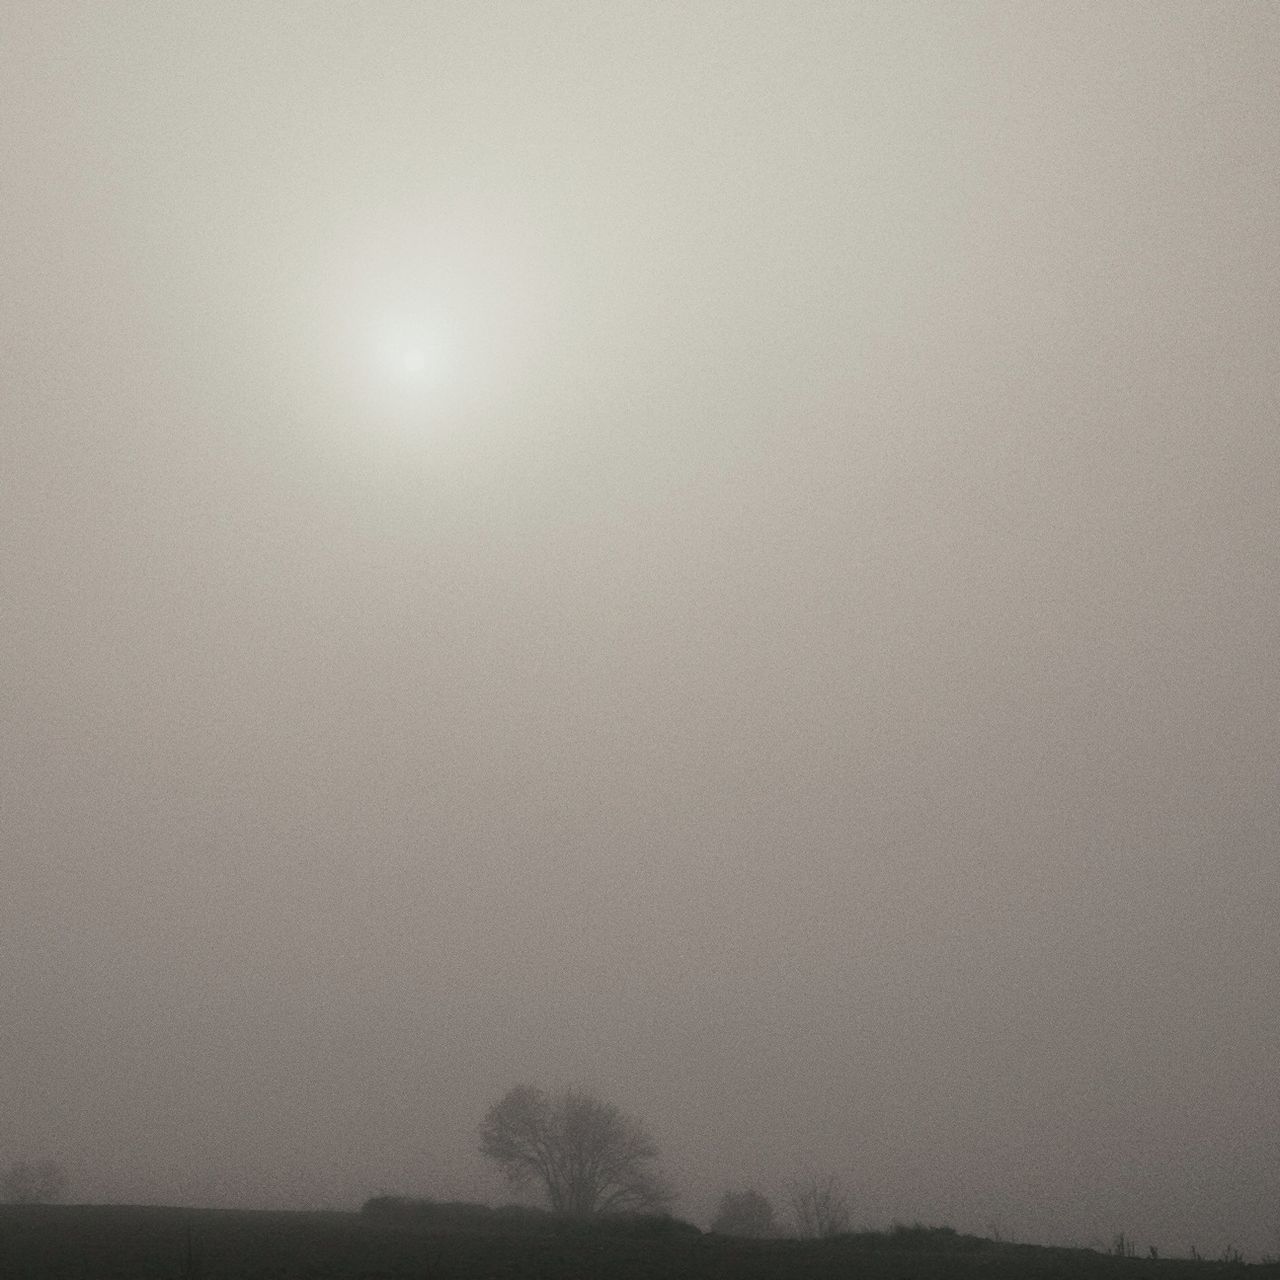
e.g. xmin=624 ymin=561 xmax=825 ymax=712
xmin=490 ymin=1204 xmax=557 ymax=1231
xmin=359 ymin=1196 xmax=698 ymax=1240
xmin=710 ymin=1188 xmax=777 ymax=1238
xmin=587 ymin=1212 xmax=701 ymax=1239
xmin=860 ymin=1224 xmax=982 ymax=1251
xmin=360 ymin=1195 xmax=436 ymax=1221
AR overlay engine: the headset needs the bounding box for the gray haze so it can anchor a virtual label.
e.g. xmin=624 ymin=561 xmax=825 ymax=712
xmin=3 ymin=0 xmax=1278 ymax=1258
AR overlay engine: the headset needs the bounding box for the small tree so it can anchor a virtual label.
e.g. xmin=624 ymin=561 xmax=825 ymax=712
xmin=711 ymin=1187 xmax=776 ymax=1237
xmin=788 ymin=1173 xmax=850 ymax=1238
xmin=480 ymin=1084 xmax=671 ymax=1217
xmin=1 ymin=1158 xmax=69 ymax=1204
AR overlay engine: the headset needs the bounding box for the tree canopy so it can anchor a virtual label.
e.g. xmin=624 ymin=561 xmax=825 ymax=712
xmin=479 ymin=1084 xmax=671 ymax=1217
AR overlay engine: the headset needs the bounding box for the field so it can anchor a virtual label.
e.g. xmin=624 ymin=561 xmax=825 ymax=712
xmin=2 ymin=1205 xmax=1277 ymax=1280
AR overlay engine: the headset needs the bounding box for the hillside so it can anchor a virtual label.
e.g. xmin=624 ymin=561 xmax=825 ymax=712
xmin=2 ymin=1205 xmax=1277 ymax=1280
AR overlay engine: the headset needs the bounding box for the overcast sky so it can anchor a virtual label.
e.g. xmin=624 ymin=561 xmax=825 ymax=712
xmin=3 ymin=0 xmax=1278 ymax=1258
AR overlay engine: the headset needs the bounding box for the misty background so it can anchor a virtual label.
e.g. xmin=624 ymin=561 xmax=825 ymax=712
xmin=3 ymin=0 xmax=1278 ymax=1259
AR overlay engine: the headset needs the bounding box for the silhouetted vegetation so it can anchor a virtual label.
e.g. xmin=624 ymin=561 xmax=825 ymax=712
xmin=480 ymin=1083 xmax=672 ymax=1215
xmin=710 ymin=1187 xmax=777 ymax=1237
xmin=787 ymin=1172 xmax=851 ymax=1238
xmin=3 ymin=1203 xmax=1279 ymax=1279
xmin=359 ymin=1193 xmax=698 ymax=1238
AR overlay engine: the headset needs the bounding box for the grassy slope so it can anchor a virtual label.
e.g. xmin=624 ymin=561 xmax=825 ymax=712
xmin=2 ymin=1205 xmax=1277 ymax=1280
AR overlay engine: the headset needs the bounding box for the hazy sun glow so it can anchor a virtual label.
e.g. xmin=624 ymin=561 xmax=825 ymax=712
xmin=375 ymin=325 xmax=449 ymax=388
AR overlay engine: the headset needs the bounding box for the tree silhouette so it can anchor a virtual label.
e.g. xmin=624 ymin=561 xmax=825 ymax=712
xmin=788 ymin=1173 xmax=850 ymax=1238
xmin=480 ymin=1084 xmax=671 ymax=1216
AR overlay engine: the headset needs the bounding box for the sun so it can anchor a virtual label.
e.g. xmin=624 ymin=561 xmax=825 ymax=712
xmin=374 ymin=325 xmax=449 ymax=389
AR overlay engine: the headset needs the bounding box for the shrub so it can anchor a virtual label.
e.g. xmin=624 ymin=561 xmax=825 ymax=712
xmin=710 ymin=1189 xmax=777 ymax=1237
xmin=360 ymin=1195 xmax=435 ymax=1221
xmin=588 ymin=1212 xmax=701 ymax=1239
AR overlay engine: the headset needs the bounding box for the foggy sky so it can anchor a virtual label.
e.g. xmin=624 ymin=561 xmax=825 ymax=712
xmin=3 ymin=0 xmax=1278 ymax=1259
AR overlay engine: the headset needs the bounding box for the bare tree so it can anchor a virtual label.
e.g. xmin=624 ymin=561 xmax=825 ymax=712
xmin=480 ymin=1084 xmax=672 ymax=1217
xmin=1 ymin=1158 xmax=69 ymax=1204
xmin=788 ymin=1173 xmax=850 ymax=1238
xmin=710 ymin=1187 xmax=777 ymax=1237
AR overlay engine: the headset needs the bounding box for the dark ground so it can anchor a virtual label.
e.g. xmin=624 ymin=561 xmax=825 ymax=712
xmin=2 ymin=1205 xmax=1277 ymax=1280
